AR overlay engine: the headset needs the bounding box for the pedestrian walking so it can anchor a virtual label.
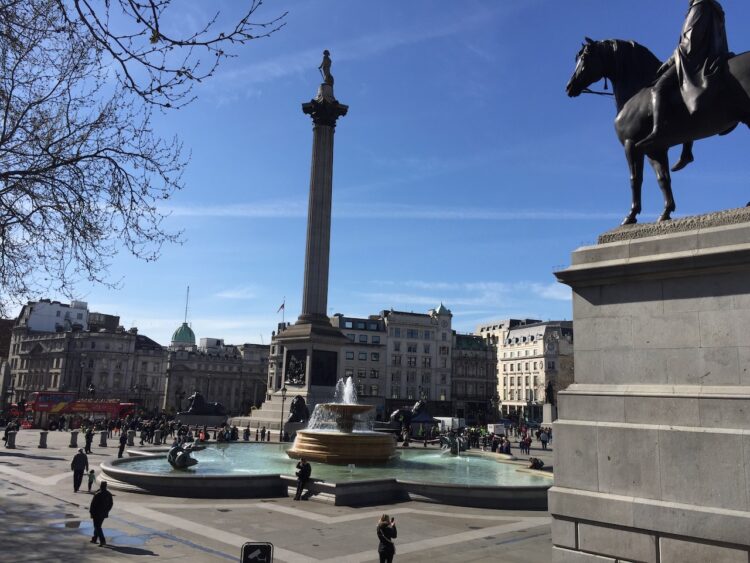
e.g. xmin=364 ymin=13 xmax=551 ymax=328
xmin=377 ymin=513 xmax=398 ymax=563
xmin=71 ymin=449 xmax=89 ymax=492
xmin=87 ymin=470 xmax=96 ymax=492
xmin=84 ymin=427 xmax=94 ymax=454
xmin=89 ymin=481 xmax=113 ymax=546
xmin=260 ymin=426 xmax=266 ymax=441
xmin=117 ymin=432 xmax=127 ymax=459
xmin=294 ymin=458 xmax=311 ymax=501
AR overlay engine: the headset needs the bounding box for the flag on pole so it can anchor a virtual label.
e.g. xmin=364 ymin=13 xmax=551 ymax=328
xmin=277 ymin=301 xmax=285 ymax=313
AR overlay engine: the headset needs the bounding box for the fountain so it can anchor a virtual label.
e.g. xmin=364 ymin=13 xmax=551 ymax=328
xmin=286 ymin=377 xmax=396 ymax=464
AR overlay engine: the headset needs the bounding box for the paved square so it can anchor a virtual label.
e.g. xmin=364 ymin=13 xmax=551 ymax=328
xmin=0 ymin=430 xmax=553 ymax=562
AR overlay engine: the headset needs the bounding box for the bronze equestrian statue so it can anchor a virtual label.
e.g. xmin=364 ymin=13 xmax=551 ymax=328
xmin=566 ymin=1 xmax=750 ymax=225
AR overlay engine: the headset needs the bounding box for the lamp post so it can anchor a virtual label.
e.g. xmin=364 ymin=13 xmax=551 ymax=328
xmin=279 ymin=386 xmax=287 ymax=442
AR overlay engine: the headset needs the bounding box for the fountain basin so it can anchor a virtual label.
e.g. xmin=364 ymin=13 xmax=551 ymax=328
xmin=287 ymin=430 xmax=396 ymax=464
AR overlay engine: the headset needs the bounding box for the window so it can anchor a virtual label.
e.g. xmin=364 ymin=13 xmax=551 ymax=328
xmin=422 ymin=357 xmax=431 ymax=368
xmin=358 ymin=334 xmax=368 ymax=343
xmin=368 ymin=322 xmax=378 ymax=331
xmin=440 ymin=373 xmax=447 ymax=384
xmin=407 ymin=356 xmax=417 ymax=367
xmin=525 ymin=362 xmax=529 ymax=370
xmin=423 ymin=330 xmax=431 ymax=340
xmin=533 ymin=361 xmax=537 ymax=370
xmin=370 ymin=384 xmax=379 ymax=396
xmin=90 ymin=342 xmax=95 ymax=349
xmin=394 ymin=342 xmax=401 ymax=352
xmin=371 ymin=352 xmax=380 ymax=361
xmin=372 ymin=336 xmax=381 ymax=345
xmin=441 ymin=358 xmax=447 ymax=368
xmin=370 ymin=369 xmax=379 ymax=378
xmin=525 ymin=350 xmax=530 ymax=356
xmin=393 ymin=328 xmax=401 ymax=337
xmin=503 ymin=364 xmax=507 ymax=372
xmin=357 ymin=369 xmax=366 ymax=378
xmin=548 ymin=361 xmax=556 ymax=369
xmin=392 ymin=355 xmax=401 ymax=365
xmin=345 ymin=368 xmax=354 ymax=378
xmin=421 ymin=373 xmax=431 ymax=384
xmin=439 ymin=389 xmax=446 ymax=401
xmin=407 ymin=371 xmax=416 ymax=383
xmin=525 ymin=376 xmax=530 ymax=386
xmin=517 ymin=363 xmax=521 ymax=371
xmin=442 ymin=332 xmax=447 ymax=341
xmin=77 ymin=313 xmax=83 ymax=319
xmin=423 ymin=344 xmax=430 ymax=354
xmin=407 ymin=343 xmax=417 ymax=354
xmin=346 ymin=351 xmax=354 ymax=360
xmin=406 ymin=329 xmax=418 ymax=339
xmin=439 ymin=346 xmax=449 ymax=355
xmin=510 ymin=364 xmax=514 ymax=372
xmin=356 ymin=321 xmax=366 ymax=330
xmin=347 ymin=334 xmax=355 ymax=342
xmin=391 ymin=371 xmax=400 ymax=382
xmin=391 ymin=388 xmax=400 ymax=399
xmin=344 ymin=321 xmax=353 ymax=328
xmin=358 ymin=352 xmax=367 ymax=361
xmin=358 ymin=382 xmax=365 ymax=395
xmin=407 ymin=388 xmax=415 ymax=400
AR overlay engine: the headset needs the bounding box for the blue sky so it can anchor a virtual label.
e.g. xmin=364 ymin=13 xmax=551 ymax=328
xmin=45 ymin=0 xmax=750 ymax=345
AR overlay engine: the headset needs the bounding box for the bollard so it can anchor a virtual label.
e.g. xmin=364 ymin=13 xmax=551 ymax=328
xmin=153 ymin=429 xmax=162 ymax=445
xmin=127 ymin=429 xmax=135 ymax=446
xmin=99 ymin=430 xmax=107 ymax=447
xmin=39 ymin=431 xmax=48 ymax=448
xmin=5 ymin=430 xmax=16 ymax=449
xmin=69 ymin=430 xmax=79 ymax=448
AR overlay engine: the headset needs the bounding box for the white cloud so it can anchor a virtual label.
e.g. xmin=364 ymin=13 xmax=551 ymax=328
xmin=214 ymin=287 xmax=258 ymax=300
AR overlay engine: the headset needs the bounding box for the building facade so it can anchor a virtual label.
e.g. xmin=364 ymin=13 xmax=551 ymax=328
xmin=476 ymin=319 xmax=573 ymax=421
xmin=8 ymin=300 xmax=168 ymax=412
xmin=162 ymin=324 xmax=269 ymax=416
xmin=451 ymin=333 xmax=498 ymax=425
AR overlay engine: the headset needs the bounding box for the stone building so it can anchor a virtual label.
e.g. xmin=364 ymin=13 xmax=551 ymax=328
xmin=451 ymin=333 xmax=498 ymax=425
xmin=161 ymin=323 xmax=268 ymax=416
xmin=476 ymin=319 xmax=573 ymax=421
xmin=330 ymin=314 xmax=387 ymax=417
xmin=382 ymin=305 xmax=454 ymax=417
xmin=8 ymin=300 xmax=167 ymax=412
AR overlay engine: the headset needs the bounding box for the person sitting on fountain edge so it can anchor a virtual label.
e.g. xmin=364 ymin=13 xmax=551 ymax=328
xmin=294 ymin=457 xmax=312 ymax=501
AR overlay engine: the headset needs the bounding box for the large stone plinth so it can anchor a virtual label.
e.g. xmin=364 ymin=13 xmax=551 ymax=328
xmin=551 ymin=209 xmax=750 ymax=562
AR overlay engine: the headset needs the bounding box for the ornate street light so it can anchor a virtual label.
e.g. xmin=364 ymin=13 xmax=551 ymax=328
xmin=279 ymin=386 xmax=288 ymax=442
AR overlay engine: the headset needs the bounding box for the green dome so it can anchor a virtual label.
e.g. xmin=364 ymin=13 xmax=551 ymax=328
xmin=171 ymin=322 xmax=195 ymax=345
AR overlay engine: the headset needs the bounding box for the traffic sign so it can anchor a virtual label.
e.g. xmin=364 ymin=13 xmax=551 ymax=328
xmin=241 ymin=542 xmax=273 ymax=563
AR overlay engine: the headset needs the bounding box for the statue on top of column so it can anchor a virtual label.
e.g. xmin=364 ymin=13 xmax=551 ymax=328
xmin=319 ymin=50 xmax=334 ymax=86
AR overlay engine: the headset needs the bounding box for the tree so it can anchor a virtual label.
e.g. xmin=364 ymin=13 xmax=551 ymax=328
xmin=0 ymin=0 xmax=285 ymax=313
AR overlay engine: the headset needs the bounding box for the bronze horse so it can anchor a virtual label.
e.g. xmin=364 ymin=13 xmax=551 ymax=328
xmin=566 ymin=38 xmax=750 ymax=224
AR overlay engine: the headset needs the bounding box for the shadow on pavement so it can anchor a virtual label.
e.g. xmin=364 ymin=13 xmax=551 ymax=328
xmin=104 ymin=545 xmax=158 ymax=556
xmin=0 ymin=451 xmax=66 ymax=461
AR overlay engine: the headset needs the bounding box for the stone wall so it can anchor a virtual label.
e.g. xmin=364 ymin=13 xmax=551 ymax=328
xmin=551 ymin=212 xmax=750 ymax=563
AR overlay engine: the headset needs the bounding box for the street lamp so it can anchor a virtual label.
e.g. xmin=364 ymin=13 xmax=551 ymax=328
xmin=279 ymin=386 xmax=288 ymax=442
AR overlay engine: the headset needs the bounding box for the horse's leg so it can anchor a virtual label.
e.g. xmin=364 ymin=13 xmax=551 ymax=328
xmin=647 ymin=150 xmax=676 ymax=221
xmin=622 ymin=139 xmax=644 ymax=225
xmin=671 ymin=141 xmax=694 ymax=172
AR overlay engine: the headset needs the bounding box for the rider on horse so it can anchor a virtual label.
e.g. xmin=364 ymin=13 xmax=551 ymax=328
xmin=639 ymin=0 xmax=730 ymax=170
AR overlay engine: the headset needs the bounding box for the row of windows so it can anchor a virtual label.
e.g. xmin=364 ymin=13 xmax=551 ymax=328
xmin=390 ymin=388 xmax=448 ymax=401
xmin=504 ymin=389 xmax=540 ymax=401
xmin=390 ymin=328 xmax=448 ymax=341
xmin=343 ymin=320 xmax=381 ymax=331
xmin=504 ymin=361 xmax=554 ymax=372
xmin=503 ymin=349 xmax=539 ymax=358
xmin=346 ymin=334 xmax=382 ymax=344
xmin=345 ymin=368 xmax=380 ymax=379
xmin=506 ymin=375 xmax=539 ymax=387
xmin=345 ymin=351 xmax=380 ymax=362
xmin=391 ymin=355 xmax=433 ymax=367
xmin=389 ymin=370 xmax=447 ymax=384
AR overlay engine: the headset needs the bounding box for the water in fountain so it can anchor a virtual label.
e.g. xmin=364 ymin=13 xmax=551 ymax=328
xmin=307 ymin=377 xmax=372 ymax=433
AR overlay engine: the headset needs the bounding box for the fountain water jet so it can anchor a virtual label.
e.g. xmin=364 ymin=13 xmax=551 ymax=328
xmin=287 ymin=377 xmax=396 ymax=464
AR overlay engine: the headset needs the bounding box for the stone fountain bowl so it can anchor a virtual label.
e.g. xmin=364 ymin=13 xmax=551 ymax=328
xmin=287 ymin=430 xmax=396 ymax=464
xmin=319 ymin=403 xmax=374 ymax=416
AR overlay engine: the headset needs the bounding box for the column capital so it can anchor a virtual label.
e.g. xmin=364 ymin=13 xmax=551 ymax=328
xmin=302 ymin=83 xmax=348 ymax=127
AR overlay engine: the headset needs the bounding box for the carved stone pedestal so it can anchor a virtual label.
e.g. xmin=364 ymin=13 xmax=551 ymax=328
xmin=551 ymin=208 xmax=750 ymax=563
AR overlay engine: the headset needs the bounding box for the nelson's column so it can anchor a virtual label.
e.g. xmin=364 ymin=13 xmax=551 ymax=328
xmin=248 ymin=51 xmax=349 ymax=433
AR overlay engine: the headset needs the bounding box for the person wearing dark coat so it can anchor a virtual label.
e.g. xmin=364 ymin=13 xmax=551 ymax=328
xmin=117 ymin=432 xmax=127 ymax=458
xmin=377 ymin=513 xmax=398 ymax=563
xmin=84 ymin=428 xmax=94 ymax=454
xmin=71 ymin=449 xmax=89 ymax=492
xmin=294 ymin=458 xmax=311 ymax=501
xmin=89 ymin=481 xmax=114 ymax=546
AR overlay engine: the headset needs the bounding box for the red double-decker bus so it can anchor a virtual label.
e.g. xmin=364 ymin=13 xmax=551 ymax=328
xmin=24 ymin=392 xmax=136 ymax=429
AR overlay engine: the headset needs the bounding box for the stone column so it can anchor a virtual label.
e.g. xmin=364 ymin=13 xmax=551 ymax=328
xmin=127 ymin=429 xmax=135 ymax=446
xmin=39 ymin=431 xmax=48 ymax=448
xmin=298 ymin=83 xmax=348 ymax=325
xmin=69 ymin=430 xmax=79 ymax=448
xmin=99 ymin=431 xmax=107 ymax=447
xmin=5 ymin=431 xmax=16 ymax=448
